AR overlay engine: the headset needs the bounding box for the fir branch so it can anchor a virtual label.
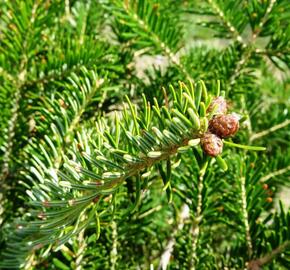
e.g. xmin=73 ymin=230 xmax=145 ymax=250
xmin=229 ymin=0 xmax=278 ymax=88
xmin=0 ymin=1 xmax=289 ymax=268
xmin=56 ymin=78 xmax=105 ymax=168
xmin=0 ymin=0 xmax=40 ymax=180
xmin=33 ymin=69 xmax=104 ymax=169
xmin=0 ymin=85 xmax=22 ymax=180
xmin=25 ymin=63 xmax=82 ymax=87
xmin=0 ymin=1 xmax=40 ymax=229
xmin=217 ymin=154 xmax=272 ymax=268
xmin=23 ymin=41 xmax=114 ymax=88
xmin=252 ymin=0 xmax=277 ymax=40
xmin=0 ymin=81 xmax=211 ymax=268
xmin=75 ymin=223 xmax=87 ymax=270
xmin=110 ymin=0 xmax=193 ymax=81
xmin=1 ymin=80 xmax=262 ymax=268
xmin=206 ymin=0 xmax=245 ymax=45
xmin=250 ymin=119 xmax=290 ymax=142
xmin=240 ymin=176 xmax=253 ymax=257
xmin=247 ymin=241 xmax=289 ymax=270
xmin=190 ymin=161 xmax=208 ymax=269
xmin=110 ymin=221 xmax=118 ymax=270
xmin=229 ymin=47 xmax=253 ymax=87
xmin=260 ymin=165 xmax=290 ymax=183
xmin=158 ymin=204 xmax=190 ymax=270
xmin=22 ymin=69 xmax=105 ymax=269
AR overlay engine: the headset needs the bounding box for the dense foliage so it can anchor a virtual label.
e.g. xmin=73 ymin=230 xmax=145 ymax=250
xmin=0 ymin=0 xmax=289 ymax=269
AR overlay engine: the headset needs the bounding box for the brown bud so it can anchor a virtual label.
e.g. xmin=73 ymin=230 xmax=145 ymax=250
xmin=262 ymin=184 xmax=268 ymax=190
xmin=209 ymin=114 xmax=239 ymax=138
xmin=200 ymin=133 xmax=223 ymax=157
xmin=266 ymin=197 xmax=273 ymax=203
xmin=207 ymin=96 xmax=227 ymax=115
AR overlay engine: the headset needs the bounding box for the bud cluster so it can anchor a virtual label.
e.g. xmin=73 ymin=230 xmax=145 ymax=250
xmin=201 ymin=97 xmax=239 ymax=157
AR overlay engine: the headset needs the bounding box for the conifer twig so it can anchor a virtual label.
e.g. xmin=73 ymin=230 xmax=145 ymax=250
xmin=120 ymin=2 xmax=193 ymax=82
xmin=229 ymin=0 xmax=277 ymax=88
xmin=252 ymin=0 xmax=277 ymax=40
xmin=260 ymin=165 xmax=290 ymax=183
xmin=190 ymin=161 xmax=208 ymax=269
xmin=74 ymin=211 xmax=88 ymax=270
xmin=54 ymin=77 xmax=105 ymax=169
xmin=247 ymin=241 xmax=289 ymax=270
xmin=1 ymin=1 xmax=289 ymax=269
xmin=0 ymin=1 xmax=41 ymax=181
xmin=0 ymin=84 xmax=22 ymax=180
xmin=206 ymin=0 xmax=245 ymax=45
xmin=0 ymin=3 xmax=40 ymax=230
xmin=240 ymin=176 xmax=253 ymax=257
xmin=158 ymin=204 xmax=190 ymax=270
xmin=24 ymin=63 xmax=93 ymax=87
xmin=23 ymin=73 xmax=104 ymax=269
xmin=110 ymin=221 xmax=118 ymax=270
xmin=250 ymin=119 xmax=290 ymax=142
xmin=75 ymin=229 xmax=86 ymax=270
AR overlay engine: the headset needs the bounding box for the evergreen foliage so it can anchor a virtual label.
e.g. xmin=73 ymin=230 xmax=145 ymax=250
xmin=0 ymin=0 xmax=289 ymax=269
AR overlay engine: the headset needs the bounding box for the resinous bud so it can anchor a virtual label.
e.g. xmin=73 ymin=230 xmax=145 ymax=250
xmin=207 ymin=96 xmax=227 ymax=115
xmin=200 ymin=133 xmax=223 ymax=157
xmin=209 ymin=114 xmax=239 ymax=138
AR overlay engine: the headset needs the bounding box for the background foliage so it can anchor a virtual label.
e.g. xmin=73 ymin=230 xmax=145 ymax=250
xmin=0 ymin=0 xmax=289 ymax=269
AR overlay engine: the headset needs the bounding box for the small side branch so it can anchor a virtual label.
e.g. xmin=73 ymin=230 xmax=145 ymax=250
xmin=252 ymin=0 xmax=277 ymax=40
xmin=22 ymin=75 xmax=104 ymax=270
xmin=250 ymin=119 xmax=290 ymax=142
xmin=158 ymin=204 xmax=190 ymax=270
xmin=240 ymin=176 xmax=253 ymax=257
xmin=229 ymin=0 xmax=277 ymax=89
xmin=54 ymin=78 xmax=104 ymax=169
xmin=247 ymin=241 xmax=289 ymax=270
xmin=0 ymin=1 xmax=39 ymax=181
xmin=260 ymin=165 xmax=290 ymax=183
xmin=0 ymin=87 xmax=22 ymax=180
xmin=207 ymin=0 xmax=245 ymax=45
xmin=75 ymin=231 xmax=86 ymax=270
xmin=229 ymin=48 xmax=253 ymax=87
xmin=110 ymin=221 xmax=118 ymax=270
xmin=190 ymin=161 xmax=208 ymax=270
xmin=122 ymin=3 xmax=193 ymax=82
